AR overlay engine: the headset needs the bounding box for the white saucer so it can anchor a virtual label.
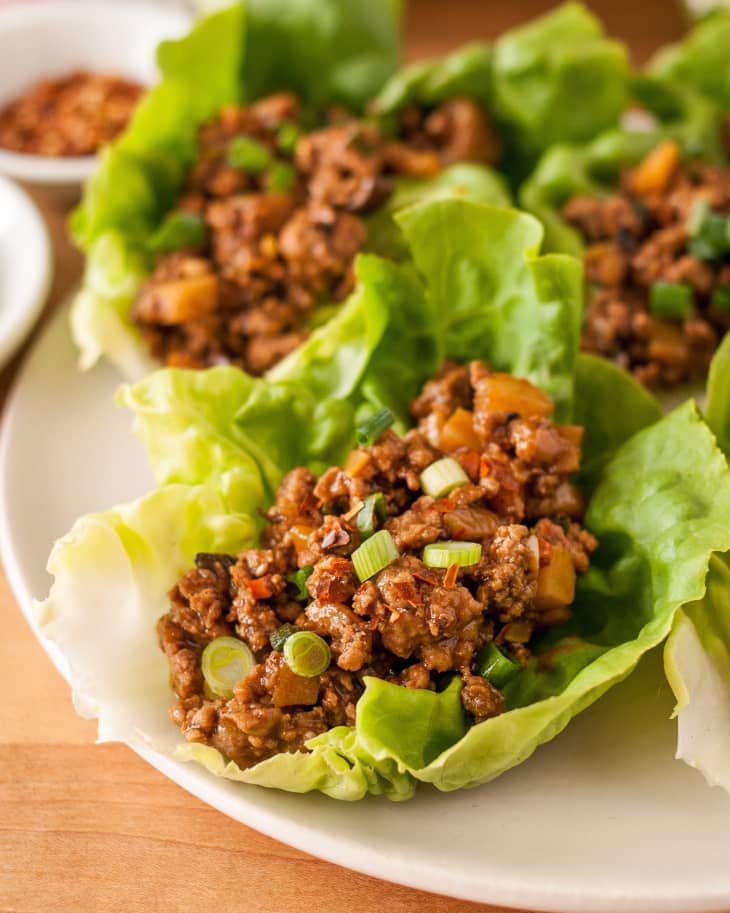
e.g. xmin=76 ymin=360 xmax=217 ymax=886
xmin=0 ymin=176 xmax=51 ymax=367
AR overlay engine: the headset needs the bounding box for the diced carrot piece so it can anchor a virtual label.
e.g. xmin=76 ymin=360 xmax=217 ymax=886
xmin=150 ymin=274 xmax=219 ymax=325
xmin=289 ymin=525 xmax=314 ymax=558
xmin=271 ymin=663 xmax=320 ymax=707
xmin=248 ymin=576 xmax=275 ymax=599
xmin=630 ymin=140 xmax=680 ymax=196
xmin=439 ymin=408 xmax=482 ymax=452
xmin=477 ymin=373 xmax=553 ymax=420
xmin=345 ymin=449 xmax=371 ymax=477
xmin=534 ymin=545 xmax=575 ymax=611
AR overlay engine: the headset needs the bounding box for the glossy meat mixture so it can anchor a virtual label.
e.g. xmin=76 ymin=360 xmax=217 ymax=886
xmin=133 ymin=92 xmax=500 ymax=375
xmin=158 ymin=363 xmax=597 ymax=770
xmin=564 ymin=141 xmax=730 ymax=387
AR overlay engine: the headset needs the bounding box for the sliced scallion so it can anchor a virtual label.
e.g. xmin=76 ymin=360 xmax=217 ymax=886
xmin=356 ymin=492 xmax=387 ymax=540
xmin=268 ymin=161 xmax=296 ymax=193
xmin=355 ymin=408 xmax=395 ymax=447
xmin=201 ymin=636 xmax=255 ymax=699
xmin=649 ymin=281 xmax=694 ymax=320
xmin=420 ymin=457 xmax=469 ymax=498
xmin=285 ymin=566 xmax=313 ymax=601
xmin=150 ymin=211 xmax=208 ymax=253
xmin=276 ymin=122 xmax=303 ymax=155
xmin=270 ymin=623 xmax=298 ymax=651
xmin=351 ymin=529 xmax=399 ymax=581
xmin=227 ymin=136 xmax=271 ymax=173
xmin=423 ymin=540 xmax=482 ymax=569
xmin=686 ymin=198 xmax=730 ymax=261
xmin=476 ymin=642 xmax=521 ymax=689
xmin=283 ymin=631 xmax=331 ymax=677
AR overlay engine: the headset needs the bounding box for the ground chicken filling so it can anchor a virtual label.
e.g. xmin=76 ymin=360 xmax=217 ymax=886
xmin=563 ymin=140 xmax=730 ymax=387
xmin=158 ymin=362 xmax=597 ymax=771
xmin=0 ymin=70 xmax=143 ymax=156
xmin=133 ymin=92 xmax=501 ymax=375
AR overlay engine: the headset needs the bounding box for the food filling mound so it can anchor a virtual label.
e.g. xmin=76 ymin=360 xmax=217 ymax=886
xmin=0 ymin=70 xmax=143 ymax=156
xmin=133 ymin=92 xmax=500 ymax=375
xmin=158 ymin=363 xmax=597 ymax=770
xmin=563 ymin=140 xmax=730 ymax=387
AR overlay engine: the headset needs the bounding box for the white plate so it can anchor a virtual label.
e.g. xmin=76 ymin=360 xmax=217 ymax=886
xmin=0 ymin=176 xmax=51 ymax=368
xmin=2 ymin=306 xmax=730 ymax=913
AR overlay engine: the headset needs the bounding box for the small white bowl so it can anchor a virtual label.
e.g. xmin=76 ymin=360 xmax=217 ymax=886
xmin=0 ymin=175 xmax=52 ymax=367
xmin=0 ymin=0 xmax=191 ymax=197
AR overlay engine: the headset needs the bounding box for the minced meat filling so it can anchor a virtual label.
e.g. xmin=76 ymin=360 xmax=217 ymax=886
xmin=158 ymin=362 xmax=597 ymax=771
xmin=132 ymin=92 xmax=500 ymax=375
xmin=563 ymin=140 xmax=730 ymax=387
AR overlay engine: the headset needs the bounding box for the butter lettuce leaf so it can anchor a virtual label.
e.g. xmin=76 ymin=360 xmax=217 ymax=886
xmin=650 ymin=12 xmax=730 ymax=110
xmin=122 ymin=200 xmax=583 ymax=499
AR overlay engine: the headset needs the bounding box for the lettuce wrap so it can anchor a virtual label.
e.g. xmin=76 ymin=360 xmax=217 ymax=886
xmin=38 ymin=200 xmax=730 ymax=799
xmin=519 ymin=76 xmax=727 ymax=256
xmin=68 ymin=1 xmax=629 ymax=379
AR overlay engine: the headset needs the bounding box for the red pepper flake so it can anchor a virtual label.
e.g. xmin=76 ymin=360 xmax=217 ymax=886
xmin=443 ymin=562 xmax=459 ymax=588
xmin=538 ymin=537 xmax=552 ymax=567
xmin=248 ymin=575 xmax=275 ymax=599
xmin=479 ymin=457 xmax=493 ymax=478
xmin=413 ymin=572 xmax=436 ymax=586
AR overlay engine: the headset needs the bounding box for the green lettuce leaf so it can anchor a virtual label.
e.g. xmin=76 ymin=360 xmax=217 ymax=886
xmin=491 ymin=2 xmax=629 ymax=173
xmin=664 ymin=555 xmax=730 ymax=793
xmin=704 ymin=330 xmax=730 ymax=458
xmin=373 ymin=42 xmax=493 ymax=115
xmin=39 ymin=401 xmax=730 ymax=797
xmin=650 ymin=12 xmax=730 ymax=110
xmin=520 ymin=83 xmax=725 ymax=256
xmin=121 ymin=200 xmax=583 ymax=498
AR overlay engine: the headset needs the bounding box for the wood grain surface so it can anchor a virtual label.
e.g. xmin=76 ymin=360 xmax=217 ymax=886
xmin=0 ymin=3 xmax=686 ymax=912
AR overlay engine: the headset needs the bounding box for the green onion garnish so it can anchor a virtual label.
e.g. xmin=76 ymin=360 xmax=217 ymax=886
xmin=649 ymin=281 xmax=695 ymax=320
xmin=420 ymin=457 xmax=469 ymax=498
xmin=351 ymin=529 xmax=399 ymax=582
xmin=201 ymin=636 xmax=255 ymax=699
xmin=227 ymin=136 xmax=272 ymax=173
xmin=270 ymin=623 xmax=298 ymax=651
xmin=422 ymin=540 xmax=482 ymax=569
xmin=267 ymin=161 xmax=296 ymax=193
xmin=285 ymin=566 xmax=313 ymax=601
xmin=476 ymin=642 xmax=521 ymax=689
xmin=276 ymin=122 xmax=303 ymax=155
xmin=686 ymin=198 xmax=730 ymax=261
xmin=711 ymin=286 xmax=730 ymax=312
xmin=150 ymin=211 xmax=208 ymax=253
xmin=355 ymin=408 xmax=395 ymax=447
xmin=283 ymin=631 xmax=331 ymax=677
xmin=356 ymin=492 xmax=387 ymax=540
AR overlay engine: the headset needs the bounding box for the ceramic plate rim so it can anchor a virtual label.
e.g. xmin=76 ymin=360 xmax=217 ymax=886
xmin=2 ymin=307 xmax=730 ymax=913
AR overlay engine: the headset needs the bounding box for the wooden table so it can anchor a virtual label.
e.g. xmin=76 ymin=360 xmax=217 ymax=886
xmin=0 ymin=3 xmax=686 ymax=911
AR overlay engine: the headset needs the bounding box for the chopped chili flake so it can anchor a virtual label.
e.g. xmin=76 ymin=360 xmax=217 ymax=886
xmin=443 ymin=562 xmax=459 ymax=588
xmin=248 ymin=576 xmax=275 ymax=599
xmin=389 ymin=609 xmax=401 ymax=623
xmin=413 ymin=572 xmax=437 ymax=586
xmin=479 ymin=457 xmax=493 ymax=478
